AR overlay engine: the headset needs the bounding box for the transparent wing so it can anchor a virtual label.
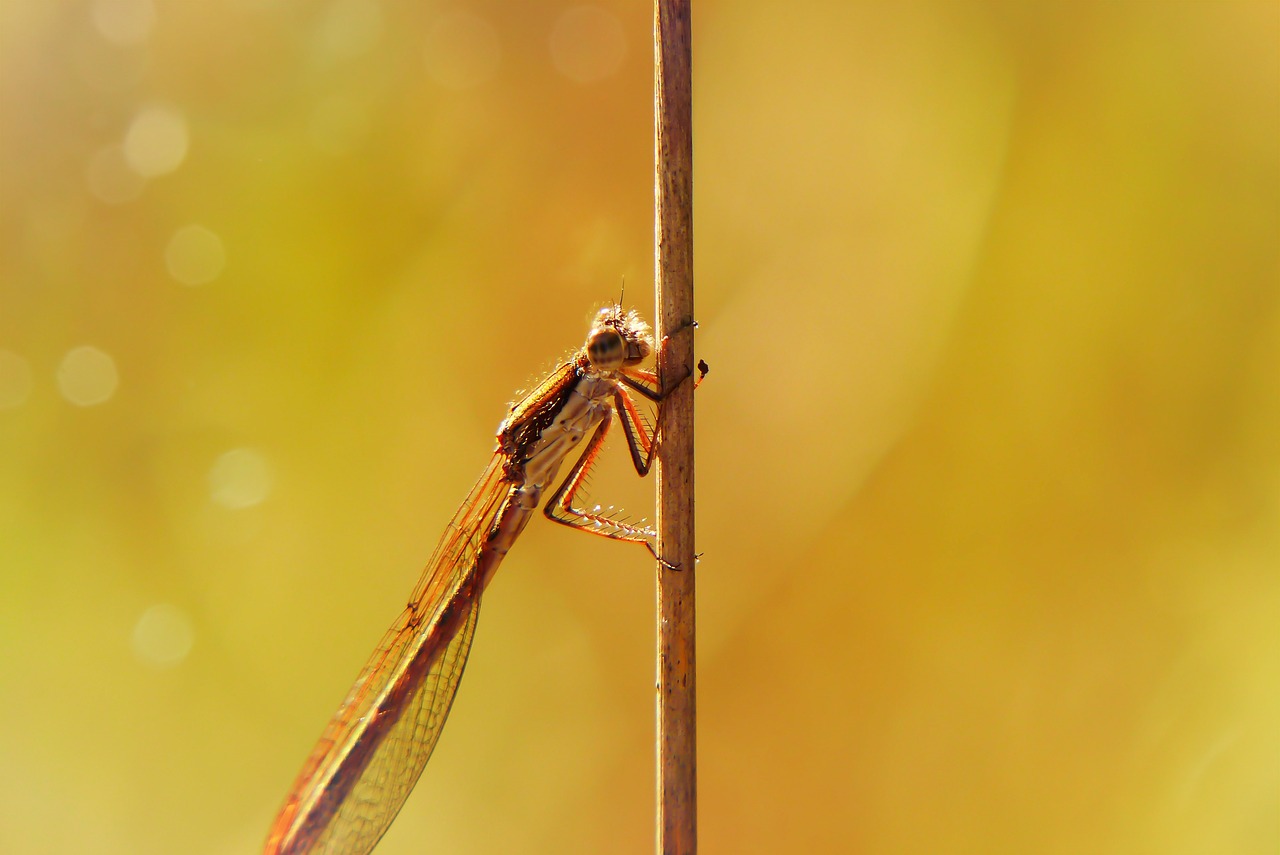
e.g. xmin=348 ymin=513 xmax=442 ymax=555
xmin=304 ymin=593 xmax=480 ymax=854
xmin=266 ymin=454 xmax=512 ymax=855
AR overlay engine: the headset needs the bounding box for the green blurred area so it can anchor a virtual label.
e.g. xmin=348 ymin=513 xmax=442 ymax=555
xmin=2 ymin=1 xmax=1277 ymax=853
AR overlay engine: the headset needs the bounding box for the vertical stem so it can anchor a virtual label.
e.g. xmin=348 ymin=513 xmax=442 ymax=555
xmin=654 ymin=1 xmax=695 ymax=854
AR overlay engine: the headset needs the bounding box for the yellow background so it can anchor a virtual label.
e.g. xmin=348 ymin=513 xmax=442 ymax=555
xmin=1 ymin=1 xmax=1277 ymax=853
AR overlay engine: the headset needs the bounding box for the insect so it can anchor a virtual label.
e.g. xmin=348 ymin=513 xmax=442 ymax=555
xmin=265 ymin=305 xmax=705 ymax=855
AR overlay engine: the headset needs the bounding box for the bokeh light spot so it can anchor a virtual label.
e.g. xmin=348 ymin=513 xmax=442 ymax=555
xmin=123 ymin=105 xmax=189 ymax=178
xmin=548 ymin=6 xmax=626 ymax=84
xmin=165 ymin=224 xmax=226 ymax=286
xmin=131 ymin=603 xmax=195 ymax=668
xmin=56 ymin=346 xmax=118 ymax=407
xmin=85 ymin=144 xmax=146 ymax=205
xmin=423 ymin=11 xmax=501 ymax=90
xmin=313 ymin=0 xmax=384 ymax=60
xmin=91 ymin=0 xmax=156 ymax=47
xmin=209 ymin=447 xmax=273 ymax=509
xmin=0 ymin=350 xmax=33 ymax=410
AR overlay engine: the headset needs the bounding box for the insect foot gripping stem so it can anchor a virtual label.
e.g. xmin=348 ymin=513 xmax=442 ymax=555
xmin=648 ymin=539 xmax=683 ymax=572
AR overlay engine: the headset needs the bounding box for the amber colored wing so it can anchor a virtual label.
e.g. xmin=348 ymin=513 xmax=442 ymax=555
xmin=265 ymin=454 xmax=513 ymax=855
xmin=498 ymin=359 xmax=582 ymax=457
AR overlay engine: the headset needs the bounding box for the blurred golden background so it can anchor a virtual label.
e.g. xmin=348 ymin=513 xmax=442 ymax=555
xmin=1 ymin=1 xmax=1277 ymax=853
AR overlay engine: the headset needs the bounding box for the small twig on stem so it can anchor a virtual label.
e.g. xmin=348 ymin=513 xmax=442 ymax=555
xmin=654 ymin=1 xmax=696 ymax=854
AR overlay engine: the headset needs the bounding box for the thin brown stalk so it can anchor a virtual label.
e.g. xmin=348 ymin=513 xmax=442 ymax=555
xmin=654 ymin=1 xmax=696 ymax=853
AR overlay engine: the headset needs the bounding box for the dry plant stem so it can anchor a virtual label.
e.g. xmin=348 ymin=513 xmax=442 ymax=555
xmin=654 ymin=1 xmax=696 ymax=854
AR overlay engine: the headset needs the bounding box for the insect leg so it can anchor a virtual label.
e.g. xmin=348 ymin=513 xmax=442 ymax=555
xmin=543 ymin=410 xmax=660 ymax=553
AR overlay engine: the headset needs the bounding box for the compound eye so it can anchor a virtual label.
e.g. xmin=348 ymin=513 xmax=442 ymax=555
xmin=587 ymin=328 xmax=624 ymax=369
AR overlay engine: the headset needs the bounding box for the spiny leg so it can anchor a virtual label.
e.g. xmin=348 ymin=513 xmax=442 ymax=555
xmin=543 ymin=410 xmax=659 ymax=554
xmin=618 ymin=356 xmax=707 ymax=403
xmin=545 ymin=361 xmax=708 ymax=566
xmin=615 ymin=357 xmax=708 ymax=475
xmin=614 ymin=385 xmax=660 ymax=477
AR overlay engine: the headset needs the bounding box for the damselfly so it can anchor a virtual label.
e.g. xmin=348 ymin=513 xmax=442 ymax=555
xmin=265 ymin=305 xmax=704 ymax=855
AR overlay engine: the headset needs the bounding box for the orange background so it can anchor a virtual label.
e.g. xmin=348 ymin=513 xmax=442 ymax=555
xmin=1 ymin=2 xmax=1277 ymax=853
